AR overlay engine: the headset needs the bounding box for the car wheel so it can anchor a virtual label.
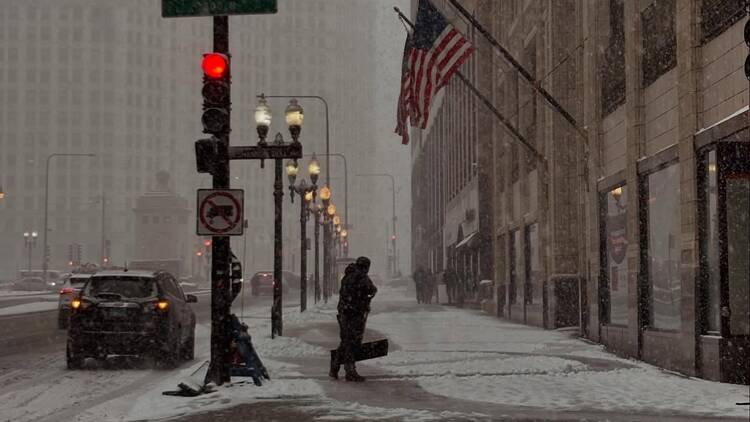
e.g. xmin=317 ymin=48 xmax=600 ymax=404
xmin=181 ymin=332 xmax=195 ymax=361
xmin=66 ymin=340 xmax=85 ymax=370
xmin=155 ymin=334 xmax=180 ymax=369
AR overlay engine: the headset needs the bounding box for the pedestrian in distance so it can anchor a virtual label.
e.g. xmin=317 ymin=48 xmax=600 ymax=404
xmin=413 ymin=267 xmax=426 ymax=304
xmin=330 ymin=256 xmax=377 ymax=382
xmin=443 ymin=266 xmax=458 ymax=305
xmin=424 ymin=270 xmax=435 ymax=304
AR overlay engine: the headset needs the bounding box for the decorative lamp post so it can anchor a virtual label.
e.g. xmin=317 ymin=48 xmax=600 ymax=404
xmin=253 ymin=96 xmax=305 ymax=338
xmin=23 ymin=231 xmax=38 ymax=272
xmin=287 ymin=157 xmax=319 ymax=312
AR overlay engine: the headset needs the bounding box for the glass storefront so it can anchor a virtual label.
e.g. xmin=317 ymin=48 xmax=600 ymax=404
xmin=702 ymin=150 xmax=721 ymax=333
xmin=644 ymin=163 xmax=681 ymax=331
xmin=602 ymin=185 xmax=628 ymax=325
xmin=726 ymin=174 xmax=749 ymax=335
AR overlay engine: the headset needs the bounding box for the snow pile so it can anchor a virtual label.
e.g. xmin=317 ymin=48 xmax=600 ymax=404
xmin=125 ymin=358 xmax=324 ymax=422
xmin=254 ymin=334 xmax=327 ymax=358
xmin=0 ymin=301 xmax=59 ymax=316
xmin=311 ymin=400 xmax=489 ymax=421
xmin=374 ymin=353 xmax=586 ymax=377
xmin=419 ymin=367 xmax=749 ymax=418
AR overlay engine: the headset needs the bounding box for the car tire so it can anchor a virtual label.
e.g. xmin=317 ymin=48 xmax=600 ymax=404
xmin=181 ymin=332 xmax=195 ymax=361
xmin=155 ymin=334 xmax=180 ymax=369
xmin=66 ymin=340 xmax=85 ymax=370
xmin=58 ymin=313 xmax=68 ymax=330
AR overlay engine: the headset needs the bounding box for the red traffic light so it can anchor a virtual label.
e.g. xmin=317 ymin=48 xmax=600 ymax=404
xmin=203 ymin=239 xmax=212 ymax=247
xmin=202 ymin=53 xmax=228 ymax=79
xmin=196 ymin=251 xmax=203 ymax=257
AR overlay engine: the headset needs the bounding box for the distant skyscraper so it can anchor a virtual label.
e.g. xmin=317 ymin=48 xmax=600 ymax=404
xmin=0 ymin=0 xmax=382 ymax=278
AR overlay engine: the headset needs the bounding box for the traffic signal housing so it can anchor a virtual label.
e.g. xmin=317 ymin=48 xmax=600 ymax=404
xmin=195 ymin=136 xmax=219 ymax=174
xmin=201 ymin=53 xmax=230 ymax=135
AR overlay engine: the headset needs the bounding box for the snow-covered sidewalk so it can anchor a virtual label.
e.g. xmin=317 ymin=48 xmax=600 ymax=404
xmin=66 ymin=284 xmax=748 ymax=421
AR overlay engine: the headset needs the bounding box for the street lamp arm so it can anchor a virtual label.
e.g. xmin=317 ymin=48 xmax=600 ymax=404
xmin=259 ymin=95 xmax=330 ymax=187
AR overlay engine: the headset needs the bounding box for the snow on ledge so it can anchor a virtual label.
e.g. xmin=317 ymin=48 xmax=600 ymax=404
xmin=696 ymin=105 xmax=749 ymax=135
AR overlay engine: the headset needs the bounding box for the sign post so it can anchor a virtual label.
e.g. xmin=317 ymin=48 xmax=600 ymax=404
xmin=162 ymin=0 xmax=277 ymax=387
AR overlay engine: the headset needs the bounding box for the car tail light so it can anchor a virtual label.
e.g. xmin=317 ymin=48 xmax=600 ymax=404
xmin=60 ymin=287 xmax=75 ymax=295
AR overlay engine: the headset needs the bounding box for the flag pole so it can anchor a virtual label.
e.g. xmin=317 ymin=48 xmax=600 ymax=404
xmin=444 ymin=0 xmax=588 ymax=141
xmin=393 ymin=7 xmax=546 ymax=164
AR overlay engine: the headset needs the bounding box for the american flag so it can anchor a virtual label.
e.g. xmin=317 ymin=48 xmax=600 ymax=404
xmin=395 ymin=33 xmax=415 ymax=145
xmin=395 ymin=0 xmax=475 ymax=143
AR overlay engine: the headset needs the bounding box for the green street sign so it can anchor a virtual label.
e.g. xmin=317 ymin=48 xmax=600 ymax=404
xmin=162 ymin=0 xmax=277 ymax=18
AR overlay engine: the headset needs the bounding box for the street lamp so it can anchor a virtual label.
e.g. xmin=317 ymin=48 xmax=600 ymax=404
xmin=254 ymin=96 xmax=304 ymax=338
xmin=23 ymin=231 xmax=38 ymax=272
xmin=356 ymin=173 xmax=399 ymax=277
xmin=286 ymin=157 xmax=319 ymax=312
xmin=43 ymin=153 xmax=96 ymax=282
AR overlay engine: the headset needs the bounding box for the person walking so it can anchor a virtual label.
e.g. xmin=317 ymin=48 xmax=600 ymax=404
xmin=330 ymin=256 xmax=377 ymax=382
xmin=443 ymin=266 xmax=457 ymax=305
xmin=413 ymin=267 xmax=426 ymax=304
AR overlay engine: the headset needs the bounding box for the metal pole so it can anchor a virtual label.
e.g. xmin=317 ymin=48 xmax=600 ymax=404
xmin=26 ymin=240 xmax=31 ymax=272
xmin=42 ymin=153 xmax=95 ymax=282
xmin=314 ymin=211 xmax=320 ymax=303
xmin=323 ymin=220 xmax=329 ymax=303
xmin=272 ymin=158 xmax=284 ymax=337
xmin=206 ymin=15 xmax=232 ymax=386
xmin=100 ymin=193 xmax=106 ymax=266
xmin=356 ymin=173 xmax=398 ymax=276
xmin=300 ymin=200 xmax=307 ymax=312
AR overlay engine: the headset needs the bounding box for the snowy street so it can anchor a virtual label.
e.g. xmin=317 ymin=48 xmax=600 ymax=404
xmin=1 ymin=282 xmax=746 ymax=422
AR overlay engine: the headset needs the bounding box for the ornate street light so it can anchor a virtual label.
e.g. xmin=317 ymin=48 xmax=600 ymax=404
xmin=308 ymin=154 xmax=320 ymax=186
xmin=285 ymin=99 xmax=303 ymax=143
xmin=254 ymin=94 xmax=272 ymax=144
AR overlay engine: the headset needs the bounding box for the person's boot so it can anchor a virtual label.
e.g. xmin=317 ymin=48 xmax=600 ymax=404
xmin=329 ymin=355 xmax=340 ymax=380
xmin=344 ymin=364 xmax=365 ymax=382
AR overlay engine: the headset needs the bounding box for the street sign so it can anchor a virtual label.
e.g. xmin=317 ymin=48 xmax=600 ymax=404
xmin=162 ymin=0 xmax=277 ymax=18
xmin=197 ymin=189 xmax=244 ymax=235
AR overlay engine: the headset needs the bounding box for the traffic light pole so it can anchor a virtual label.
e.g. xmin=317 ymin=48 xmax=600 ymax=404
xmin=205 ymin=15 xmax=232 ymax=386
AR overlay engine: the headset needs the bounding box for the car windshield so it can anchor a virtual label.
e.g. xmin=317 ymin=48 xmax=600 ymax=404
xmin=84 ymin=276 xmax=157 ymax=299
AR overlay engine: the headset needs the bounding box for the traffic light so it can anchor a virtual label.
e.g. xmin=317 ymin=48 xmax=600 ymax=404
xmin=201 ymin=53 xmax=230 ymax=135
xmin=44 ymin=244 xmax=50 ymax=262
xmin=203 ymin=239 xmax=212 ymax=248
xmin=196 ymin=251 xmax=203 ymax=257
xmin=745 ymin=18 xmax=750 ymax=80
xmin=195 ymin=136 xmax=219 ymax=174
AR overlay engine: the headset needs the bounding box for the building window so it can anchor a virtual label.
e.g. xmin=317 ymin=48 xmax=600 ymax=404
xmin=701 ymin=0 xmax=746 ymax=44
xmin=601 ymin=0 xmax=625 ymax=116
xmin=641 ymin=0 xmax=676 ymax=87
xmin=600 ymin=185 xmax=628 ymax=325
xmin=641 ymin=162 xmax=681 ymax=330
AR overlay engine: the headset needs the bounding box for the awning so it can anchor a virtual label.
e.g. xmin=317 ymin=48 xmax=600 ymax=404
xmin=455 ymin=231 xmax=478 ymax=250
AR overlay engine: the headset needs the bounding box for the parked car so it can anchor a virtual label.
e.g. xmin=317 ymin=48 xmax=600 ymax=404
xmin=250 ymin=271 xmax=276 ymax=296
xmin=249 ymin=271 xmax=302 ymax=296
xmin=66 ymin=269 xmax=197 ymax=369
xmin=12 ymin=277 xmax=57 ymax=292
xmin=58 ymin=274 xmax=93 ymax=329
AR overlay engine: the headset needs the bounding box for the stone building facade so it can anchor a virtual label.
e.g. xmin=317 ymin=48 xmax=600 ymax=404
xmin=410 ymin=0 xmax=748 ymax=384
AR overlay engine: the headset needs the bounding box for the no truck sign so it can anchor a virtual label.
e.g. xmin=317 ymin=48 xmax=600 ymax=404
xmin=197 ymin=189 xmax=244 ymax=235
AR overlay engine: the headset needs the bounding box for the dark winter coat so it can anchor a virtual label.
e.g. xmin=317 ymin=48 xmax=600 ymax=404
xmin=443 ymin=268 xmax=457 ymax=286
xmin=338 ymin=263 xmax=377 ymax=314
